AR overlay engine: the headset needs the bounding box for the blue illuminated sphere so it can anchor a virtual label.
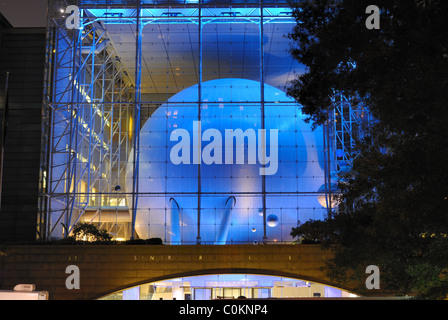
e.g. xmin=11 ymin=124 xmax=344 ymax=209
xmin=266 ymin=214 xmax=279 ymax=228
xmin=317 ymin=183 xmax=340 ymax=208
xmin=126 ymin=78 xmax=329 ymax=243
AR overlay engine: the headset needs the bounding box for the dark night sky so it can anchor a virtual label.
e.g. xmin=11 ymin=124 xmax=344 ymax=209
xmin=0 ymin=0 xmax=47 ymax=27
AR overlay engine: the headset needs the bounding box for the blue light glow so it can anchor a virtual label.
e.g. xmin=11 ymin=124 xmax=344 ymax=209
xmin=125 ymin=78 xmax=330 ymax=244
xmin=85 ymin=7 xmax=295 ymax=25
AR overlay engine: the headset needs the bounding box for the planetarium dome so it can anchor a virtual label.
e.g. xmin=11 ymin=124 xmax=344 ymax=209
xmin=125 ymin=78 xmax=330 ymax=244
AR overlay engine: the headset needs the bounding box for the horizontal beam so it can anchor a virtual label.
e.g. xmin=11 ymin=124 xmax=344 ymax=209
xmin=82 ymin=7 xmax=295 ymax=25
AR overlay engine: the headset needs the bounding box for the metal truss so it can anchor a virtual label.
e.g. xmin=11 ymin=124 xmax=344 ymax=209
xmin=39 ymin=10 xmax=134 ymax=240
xmin=78 ymin=2 xmax=296 ymax=242
xmin=81 ymin=5 xmax=295 ymax=26
xmin=39 ymin=1 xmax=296 ymax=241
xmin=39 ymin=0 xmax=370 ymax=242
xmin=330 ymin=91 xmax=373 ymax=169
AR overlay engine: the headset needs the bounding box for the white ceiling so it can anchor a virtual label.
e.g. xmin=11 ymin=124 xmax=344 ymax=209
xmin=104 ymin=21 xmax=302 ymax=96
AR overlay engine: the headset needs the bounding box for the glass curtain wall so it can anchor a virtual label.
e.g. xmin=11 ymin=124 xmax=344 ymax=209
xmin=39 ymin=0 xmax=335 ymax=243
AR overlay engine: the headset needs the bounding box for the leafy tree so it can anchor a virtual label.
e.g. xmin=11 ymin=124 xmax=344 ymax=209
xmin=287 ymin=0 xmax=448 ymax=299
xmin=72 ymin=222 xmax=112 ymax=242
xmin=291 ymin=219 xmax=332 ymax=244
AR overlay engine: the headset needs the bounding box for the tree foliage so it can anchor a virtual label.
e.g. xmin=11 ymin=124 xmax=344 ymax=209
xmin=72 ymin=222 xmax=112 ymax=242
xmin=287 ymin=0 xmax=448 ymax=299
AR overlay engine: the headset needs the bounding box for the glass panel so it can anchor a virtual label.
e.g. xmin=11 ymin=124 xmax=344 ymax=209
xmin=202 ymin=21 xmax=261 ymax=100
xmin=263 ymin=21 xmax=303 ymax=93
xmin=142 ymin=22 xmax=199 ymax=102
xmin=44 ymin=0 xmax=333 ymax=242
xmin=194 ymin=288 xmax=212 ymax=300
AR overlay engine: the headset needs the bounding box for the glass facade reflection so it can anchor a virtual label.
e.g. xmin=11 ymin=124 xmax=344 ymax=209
xmin=40 ymin=0 xmax=336 ymax=243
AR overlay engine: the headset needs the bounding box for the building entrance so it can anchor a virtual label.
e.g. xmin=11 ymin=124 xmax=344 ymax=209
xmin=99 ymin=274 xmax=356 ymax=300
xmin=191 ymin=287 xmax=271 ymax=300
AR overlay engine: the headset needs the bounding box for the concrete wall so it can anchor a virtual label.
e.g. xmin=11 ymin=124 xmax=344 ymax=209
xmin=0 ymin=244 xmax=347 ymax=300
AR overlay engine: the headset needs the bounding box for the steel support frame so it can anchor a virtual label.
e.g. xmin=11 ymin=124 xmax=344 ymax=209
xmin=39 ymin=0 xmax=370 ymax=243
xmin=331 ymin=91 xmax=372 ymax=168
xmin=118 ymin=1 xmax=289 ymax=243
xmin=40 ymin=8 xmax=134 ymax=240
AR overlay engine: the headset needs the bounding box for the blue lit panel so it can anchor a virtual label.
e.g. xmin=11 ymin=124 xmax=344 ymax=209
xmin=45 ymin=0 xmax=334 ymax=242
xmin=126 ymin=78 xmax=329 ymax=243
xmin=84 ymin=7 xmax=294 ymax=25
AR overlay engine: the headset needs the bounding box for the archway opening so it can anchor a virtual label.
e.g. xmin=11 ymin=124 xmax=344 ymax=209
xmin=98 ymin=273 xmax=357 ymax=300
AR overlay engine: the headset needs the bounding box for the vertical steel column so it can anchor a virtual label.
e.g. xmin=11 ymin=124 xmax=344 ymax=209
xmin=131 ymin=2 xmax=143 ymax=240
xmin=46 ymin=23 xmax=60 ymax=239
xmin=66 ymin=23 xmax=87 ymax=232
xmin=260 ymin=1 xmax=267 ymax=244
xmin=63 ymin=25 xmax=82 ymax=237
xmin=196 ymin=0 xmax=203 ymax=245
xmin=323 ymin=111 xmax=333 ymax=218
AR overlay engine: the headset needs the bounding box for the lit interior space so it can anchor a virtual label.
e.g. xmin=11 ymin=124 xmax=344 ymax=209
xmin=98 ymin=273 xmax=358 ymax=300
xmin=40 ymin=0 xmax=348 ymax=243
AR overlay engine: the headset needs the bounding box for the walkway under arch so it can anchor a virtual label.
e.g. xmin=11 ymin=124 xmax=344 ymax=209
xmin=0 ymin=244 xmax=386 ymax=300
xmin=97 ymin=269 xmax=358 ymax=300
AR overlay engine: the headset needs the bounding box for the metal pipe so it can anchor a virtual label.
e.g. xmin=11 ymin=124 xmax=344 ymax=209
xmin=259 ymin=1 xmax=267 ymax=244
xmin=131 ymin=1 xmax=143 ymax=240
xmin=169 ymin=197 xmax=181 ymax=244
xmin=215 ymin=196 xmax=236 ymax=245
xmin=196 ymin=0 xmax=203 ymax=245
